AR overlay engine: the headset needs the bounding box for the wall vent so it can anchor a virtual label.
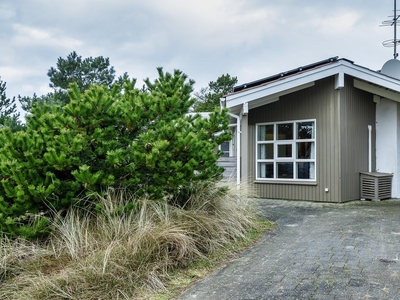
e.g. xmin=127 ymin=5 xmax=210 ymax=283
xmin=360 ymin=172 xmax=393 ymax=201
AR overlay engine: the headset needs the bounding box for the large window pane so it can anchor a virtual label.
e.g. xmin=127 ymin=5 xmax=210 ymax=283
xmin=256 ymin=119 xmax=316 ymax=181
xmin=258 ymin=162 xmax=273 ymax=178
xmin=277 ymin=162 xmax=293 ymax=178
xmin=297 ymin=142 xmax=315 ymax=159
xmin=277 ymin=144 xmax=292 ymax=157
xmin=258 ymin=144 xmax=273 ymax=159
xmin=258 ymin=125 xmax=274 ymax=141
xmin=297 ymin=162 xmax=315 ymax=179
xmin=277 ymin=123 xmax=293 ymax=140
xmin=297 ymin=121 xmax=314 ymax=139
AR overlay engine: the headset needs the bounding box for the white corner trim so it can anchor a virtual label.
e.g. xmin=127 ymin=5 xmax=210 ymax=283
xmin=243 ymin=102 xmax=249 ymax=115
xmin=373 ymin=95 xmax=381 ymax=104
xmin=335 ymin=72 xmax=344 ymax=89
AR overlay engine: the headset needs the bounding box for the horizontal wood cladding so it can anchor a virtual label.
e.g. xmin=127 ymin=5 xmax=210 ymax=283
xmin=248 ymin=77 xmax=341 ymax=202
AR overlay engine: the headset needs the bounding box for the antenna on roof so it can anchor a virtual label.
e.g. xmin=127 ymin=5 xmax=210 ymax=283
xmin=381 ymin=0 xmax=400 ymax=59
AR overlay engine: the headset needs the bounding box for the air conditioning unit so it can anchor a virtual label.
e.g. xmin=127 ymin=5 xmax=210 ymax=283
xmin=360 ymin=172 xmax=393 ymax=201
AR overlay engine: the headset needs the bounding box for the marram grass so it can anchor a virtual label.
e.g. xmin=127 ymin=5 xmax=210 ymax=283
xmin=0 ymin=181 xmax=272 ymax=299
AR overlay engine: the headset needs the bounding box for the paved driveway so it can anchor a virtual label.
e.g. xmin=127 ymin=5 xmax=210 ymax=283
xmin=179 ymin=199 xmax=400 ymax=300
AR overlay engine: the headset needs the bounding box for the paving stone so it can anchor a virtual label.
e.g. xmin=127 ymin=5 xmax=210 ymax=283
xmin=312 ymin=294 xmax=336 ymax=300
xmin=178 ymin=199 xmax=400 ymax=300
xmin=314 ymin=281 xmax=334 ymax=295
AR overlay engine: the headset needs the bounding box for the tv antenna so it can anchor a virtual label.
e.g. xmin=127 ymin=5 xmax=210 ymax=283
xmin=381 ymin=0 xmax=400 ymax=59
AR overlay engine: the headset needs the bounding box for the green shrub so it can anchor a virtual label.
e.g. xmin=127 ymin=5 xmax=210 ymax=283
xmin=0 ymin=68 xmax=231 ymax=238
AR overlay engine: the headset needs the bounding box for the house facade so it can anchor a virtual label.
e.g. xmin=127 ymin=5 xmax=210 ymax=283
xmin=222 ymin=57 xmax=400 ymax=202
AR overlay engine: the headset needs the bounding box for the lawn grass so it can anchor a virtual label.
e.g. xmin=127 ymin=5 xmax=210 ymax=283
xmin=0 ymin=182 xmax=275 ymax=300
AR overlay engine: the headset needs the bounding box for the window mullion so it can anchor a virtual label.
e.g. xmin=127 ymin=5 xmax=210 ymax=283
xmin=256 ymin=119 xmax=315 ymax=181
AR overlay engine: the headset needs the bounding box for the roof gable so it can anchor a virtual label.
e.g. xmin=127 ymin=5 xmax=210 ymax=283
xmin=224 ymin=57 xmax=400 ymax=114
xmin=233 ymin=56 xmax=340 ymax=93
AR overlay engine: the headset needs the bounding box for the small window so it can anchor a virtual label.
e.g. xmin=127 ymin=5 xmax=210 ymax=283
xmin=258 ymin=124 xmax=274 ymax=141
xmin=277 ymin=123 xmax=293 ymax=140
xmin=277 ymin=144 xmax=292 ymax=158
xmin=257 ymin=144 xmax=273 ymax=159
xmin=256 ymin=120 xmax=316 ymax=181
xmin=220 ymin=141 xmax=230 ymax=157
xmin=297 ymin=121 xmax=314 ymax=139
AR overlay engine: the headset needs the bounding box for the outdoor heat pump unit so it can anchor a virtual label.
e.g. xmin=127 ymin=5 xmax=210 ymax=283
xmin=360 ymin=172 xmax=393 ymax=201
xmin=359 ymin=125 xmax=393 ymax=201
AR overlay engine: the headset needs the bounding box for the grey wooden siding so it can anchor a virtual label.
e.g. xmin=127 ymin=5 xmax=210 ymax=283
xmin=247 ymin=75 xmax=376 ymax=202
xmin=248 ymin=77 xmax=342 ymax=202
xmin=339 ymin=75 xmax=376 ymax=201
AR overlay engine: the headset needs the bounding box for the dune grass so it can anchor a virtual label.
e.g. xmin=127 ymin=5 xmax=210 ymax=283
xmin=0 ymin=182 xmax=273 ymax=299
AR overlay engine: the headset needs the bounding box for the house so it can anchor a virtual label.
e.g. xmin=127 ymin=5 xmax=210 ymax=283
xmin=221 ymin=56 xmax=400 ymax=202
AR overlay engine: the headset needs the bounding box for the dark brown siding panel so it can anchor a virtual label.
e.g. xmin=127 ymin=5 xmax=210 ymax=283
xmin=248 ymin=77 xmax=342 ymax=202
xmin=339 ymin=75 xmax=376 ymax=201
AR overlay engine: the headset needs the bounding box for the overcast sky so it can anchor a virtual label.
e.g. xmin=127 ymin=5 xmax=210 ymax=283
xmin=0 ymin=0 xmax=397 ymax=109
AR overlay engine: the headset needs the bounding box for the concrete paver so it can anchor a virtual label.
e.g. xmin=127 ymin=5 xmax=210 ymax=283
xmin=178 ymin=199 xmax=400 ymax=299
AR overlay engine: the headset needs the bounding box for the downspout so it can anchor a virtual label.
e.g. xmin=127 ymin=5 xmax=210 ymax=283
xmin=228 ymin=112 xmax=241 ymax=186
xmin=368 ymin=125 xmax=372 ymax=172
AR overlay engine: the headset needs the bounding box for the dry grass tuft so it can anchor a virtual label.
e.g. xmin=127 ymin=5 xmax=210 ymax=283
xmin=0 ymin=235 xmax=52 ymax=281
xmin=0 ymin=181 xmax=262 ymax=299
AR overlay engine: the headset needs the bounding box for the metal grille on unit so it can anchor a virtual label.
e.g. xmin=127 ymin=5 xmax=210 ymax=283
xmin=360 ymin=172 xmax=393 ymax=201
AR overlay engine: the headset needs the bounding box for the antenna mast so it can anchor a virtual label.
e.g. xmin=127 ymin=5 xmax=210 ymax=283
xmin=381 ymin=0 xmax=400 ymax=59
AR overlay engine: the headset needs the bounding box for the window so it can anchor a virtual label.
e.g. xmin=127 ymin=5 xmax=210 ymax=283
xmin=220 ymin=141 xmax=230 ymax=157
xmin=256 ymin=120 xmax=316 ymax=181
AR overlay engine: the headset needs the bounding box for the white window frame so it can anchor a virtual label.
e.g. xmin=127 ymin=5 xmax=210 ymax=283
xmin=256 ymin=119 xmax=316 ymax=182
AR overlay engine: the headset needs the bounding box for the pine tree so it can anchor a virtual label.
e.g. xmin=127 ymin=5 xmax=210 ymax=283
xmin=0 ymin=80 xmax=24 ymax=132
xmin=0 ymin=69 xmax=231 ymax=238
xmin=20 ymin=51 xmax=116 ymax=111
xmin=193 ymin=74 xmax=238 ymax=112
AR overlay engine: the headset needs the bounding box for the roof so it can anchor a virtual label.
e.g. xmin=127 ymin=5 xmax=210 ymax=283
xmin=233 ymin=56 xmax=341 ymax=93
xmin=224 ymin=57 xmax=400 ymax=114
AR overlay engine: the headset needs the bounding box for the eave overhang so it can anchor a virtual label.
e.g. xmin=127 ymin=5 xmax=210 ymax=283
xmin=224 ymin=59 xmax=400 ymax=114
xmin=354 ymin=79 xmax=400 ymax=102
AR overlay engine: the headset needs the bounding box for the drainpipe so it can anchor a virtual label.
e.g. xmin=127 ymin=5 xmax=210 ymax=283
xmin=368 ymin=125 xmax=372 ymax=172
xmin=228 ymin=112 xmax=241 ymax=186
xmin=220 ymin=97 xmax=242 ymax=186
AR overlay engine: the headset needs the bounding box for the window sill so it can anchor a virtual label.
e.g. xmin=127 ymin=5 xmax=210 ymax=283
xmin=254 ymin=180 xmax=317 ymax=186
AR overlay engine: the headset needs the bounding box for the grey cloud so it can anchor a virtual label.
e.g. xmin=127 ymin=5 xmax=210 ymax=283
xmin=0 ymin=0 xmax=395 ymax=105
